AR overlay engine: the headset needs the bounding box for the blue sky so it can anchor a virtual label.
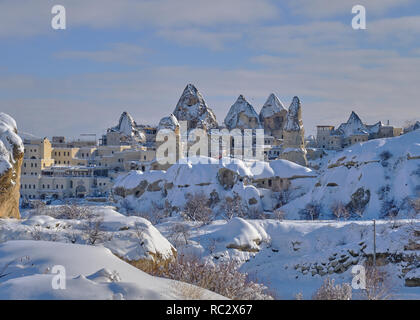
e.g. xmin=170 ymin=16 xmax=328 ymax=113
xmin=0 ymin=0 xmax=419 ymax=138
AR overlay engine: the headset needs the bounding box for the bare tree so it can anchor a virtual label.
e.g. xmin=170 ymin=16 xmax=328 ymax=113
xmin=220 ymin=192 xmax=245 ymax=221
xmin=300 ymin=202 xmax=322 ymax=220
xmin=56 ymin=204 xmax=94 ymax=220
xmin=312 ymin=278 xmax=352 ymax=300
xmin=182 ymin=192 xmax=214 ymax=225
xmin=363 ymin=264 xmax=393 ymax=300
xmin=83 ymin=214 xmax=107 ymax=245
xmin=273 ymin=208 xmax=286 ymax=221
xmin=331 ymin=201 xmax=350 ymax=220
xmin=168 ymin=223 xmax=191 ymax=247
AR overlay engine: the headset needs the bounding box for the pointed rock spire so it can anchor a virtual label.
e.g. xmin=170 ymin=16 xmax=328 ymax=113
xmin=172 ymin=84 xmax=218 ymax=130
xmin=116 ymin=111 xmax=137 ymax=137
xmin=284 ymin=96 xmax=303 ymax=131
xmin=260 ymin=93 xmax=286 ymax=120
xmin=224 ymin=95 xmax=261 ymax=130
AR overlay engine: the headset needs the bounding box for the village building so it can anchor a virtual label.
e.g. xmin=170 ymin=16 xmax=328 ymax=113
xmin=316 ymin=111 xmax=402 ymax=150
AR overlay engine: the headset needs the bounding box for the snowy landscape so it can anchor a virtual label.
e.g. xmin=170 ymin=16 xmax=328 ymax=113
xmin=1 ymin=0 xmax=419 ymax=303
xmin=0 ymin=109 xmax=419 ymax=300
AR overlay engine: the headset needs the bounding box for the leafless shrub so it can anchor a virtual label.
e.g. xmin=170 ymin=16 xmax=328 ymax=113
xmin=247 ymin=206 xmax=265 ymax=219
xmin=272 ymin=189 xmax=291 ymax=207
xmin=273 ymin=208 xmax=286 ymax=221
xmin=174 ymin=282 xmax=207 ymax=300
xmin=300 ymin=202 xmax=322 ymax=220
xmin=182 ymin=192 xmax=214 ymax=225
xmin=134 ymin=201 xmax=172 ymax=225
xmin=168 ymin=223 xmax=191 ymax=247
xmin=30 ymin=225 xmax=43 ymax=241
xmin=129 ymin=253 xmax=273 ymax=300
xmin=220 ymin=192 xmax=246 ymax=221
xmin=57 ymin=204 xmax=94 ymax=220
xmin=331 ymin=201 xmax=350 ymax=220
xmin=82 ymin=214 xmax=107 ymax=245
xmin=362 ymin=264 xmax=393 ymax=300
xmin=312 ymin=278 xmax=352 ymax=300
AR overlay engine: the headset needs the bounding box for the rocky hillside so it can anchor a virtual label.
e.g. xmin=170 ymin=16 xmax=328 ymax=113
xmin=284 ymin=129 xmax=420 ymax=219
xmin=0 ymin=113 xmax=24 ymax=219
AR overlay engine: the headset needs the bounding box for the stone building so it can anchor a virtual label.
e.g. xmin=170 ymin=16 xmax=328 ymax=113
xmin=316 ymin=111 xmax=403 ymax=150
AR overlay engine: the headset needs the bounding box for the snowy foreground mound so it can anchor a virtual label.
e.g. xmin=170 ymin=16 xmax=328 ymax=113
xmin=285 ymin=130 xmax=420 ymax=219
xmin=0 ymin=240 xmax=224 ymax=300
xmin=0 ymin=206 xmax=174 ymax=261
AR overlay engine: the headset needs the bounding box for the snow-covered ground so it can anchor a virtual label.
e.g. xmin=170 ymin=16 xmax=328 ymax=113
xmin=0 ymin=240 xmax=224 ymax=300
xmin=0 ymin=206 xmax=226 ymax=300
xmin=156 ymin=217 xmax=420 ymax=300
xmin=1 ymin=205 xmax=419 ymax=299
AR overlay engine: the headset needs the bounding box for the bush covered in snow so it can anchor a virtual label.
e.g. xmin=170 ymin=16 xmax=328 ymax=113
xmin=312 ymin=278 xmax=352 ymax=300
xmin=129 ymin=253 xmax=274 ymax=300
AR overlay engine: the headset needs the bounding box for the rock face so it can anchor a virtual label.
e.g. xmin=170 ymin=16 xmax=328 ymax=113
xmin=158 ymin=114 xmax=179 ymax=131
xmin=259 ymin=93 xmax=287 ymax=139
xmin=109 ymin=111 xmax=146 ymax=143
xmin=173 ymin=84 xmax=218 ymax=131
xmin=281 ymin=97 xmax=307 ymax=166
xmin=0 ymin=113 xmax=24 ymax=218
xmin=335 ymin=111 xmax=368 ymax=137
xmin=224 ymin=95 xmax=261 ymax=130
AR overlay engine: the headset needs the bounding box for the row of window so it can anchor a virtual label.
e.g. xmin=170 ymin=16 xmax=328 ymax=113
xmin=21 ymin=184 xmax=64 ymax=190
xmin=23 ymin=162 xmax=38 ymax=168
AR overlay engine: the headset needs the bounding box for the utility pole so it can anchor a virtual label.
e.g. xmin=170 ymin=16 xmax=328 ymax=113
xmin=373 ymin=219 xmax=376 ymax=267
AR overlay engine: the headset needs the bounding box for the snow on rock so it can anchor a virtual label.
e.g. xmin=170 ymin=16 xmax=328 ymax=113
xmin=282 ymin=130 xmax=420 ymax=219
xmin=110 ymin=112 xmax=146 ymax=142
xmin=259 ymin=93 xmax=286 ymax=120
xmin=283 ymin=97 xmax=303 ymax=131
xmin=250 ymin=159 xmax=315 ymax=180
xmin=0 ymin=206 xmax=175 ymax=262
xmin=158 ymin=113 xmax=179 ymax=131
xmin=335 ymin=111 xmax=369 ymax=138
xmin=172 ymin=84 xmax=218 ymax=131
xmin=0 ymin=113 xmax=24 ymax=219
xmin=204 ymin=217 xmax=267 ymax=252
xmin=113 ymin=156 xmax=315 ymax=213
xmin=0 ymin=240 xmax=225 ymax=300
xmin=224 ymin=95 xmax=261 ymax=130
